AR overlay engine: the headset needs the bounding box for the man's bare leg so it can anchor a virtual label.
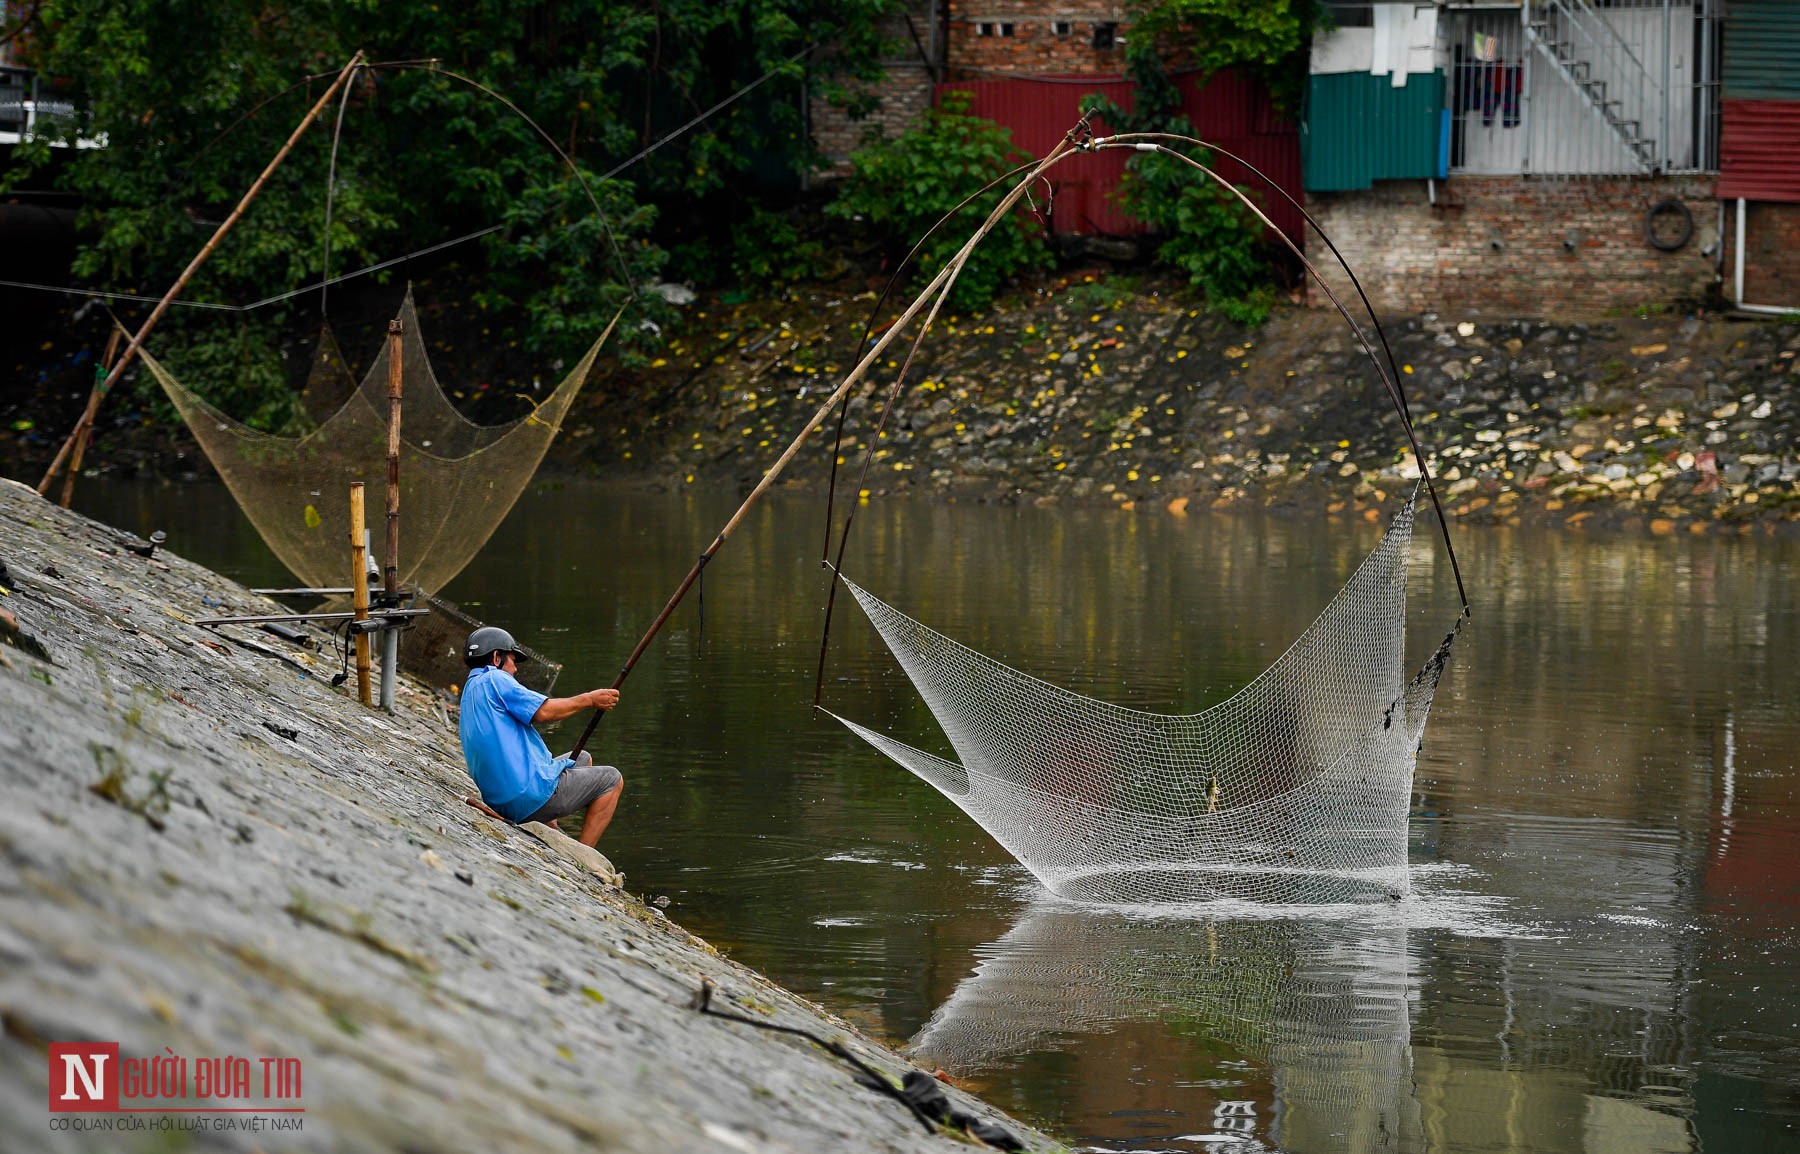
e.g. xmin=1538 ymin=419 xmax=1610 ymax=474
xmin=577 ymin=783 xmax=622 ymax=847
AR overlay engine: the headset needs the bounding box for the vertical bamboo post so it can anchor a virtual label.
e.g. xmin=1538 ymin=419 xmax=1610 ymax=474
xmin=58 ymin=328 xmax=125 ymax=509
xmin=36 ymin=51 xmax=367 ymax=498
xmin=349 ymin=482 xmax=373 ymax=706
xmin=383 ymin=319 xmax=403 ymax=596
xmin=379 ymin=319 xmax=403 ymax=711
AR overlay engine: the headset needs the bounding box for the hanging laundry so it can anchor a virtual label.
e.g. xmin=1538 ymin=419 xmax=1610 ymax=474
xmin=1499 ymin=63 xmax=1521 ymax=127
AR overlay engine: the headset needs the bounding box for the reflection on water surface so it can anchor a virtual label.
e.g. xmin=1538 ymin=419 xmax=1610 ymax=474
xmin=75 ymin=478 xmax=1800 ymax=1153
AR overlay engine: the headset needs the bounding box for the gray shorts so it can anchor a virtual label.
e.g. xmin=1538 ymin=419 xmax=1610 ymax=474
xmin=522 ymin=752 xmax=622 ymax=824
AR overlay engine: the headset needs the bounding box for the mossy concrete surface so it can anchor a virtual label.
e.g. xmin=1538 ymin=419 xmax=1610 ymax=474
xmin=0 ymin=477 xmax=1050 ymax=1153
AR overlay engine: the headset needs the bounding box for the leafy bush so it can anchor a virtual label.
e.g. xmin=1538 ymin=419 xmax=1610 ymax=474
xmin=1113 ymin=143 xmax=1275 ymax=325
xmin=1079 ymin=0 xmax=1321 ymax=326
xmin=828 ymin=91 xmax=1050 ymax=311
xmin=730 ymin=205 xmax=832 ymax=287
xmin=1131 ymin=0 xmax=1320 ymax=107
xmin=1060 ymin=273 xmax=1140 ymax=313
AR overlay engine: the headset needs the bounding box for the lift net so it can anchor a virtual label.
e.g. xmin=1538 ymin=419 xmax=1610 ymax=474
xmin=828 ymin=491 xmax=1455 ymax=905
xmin=138 ymin=289 xmax=607 ymax=593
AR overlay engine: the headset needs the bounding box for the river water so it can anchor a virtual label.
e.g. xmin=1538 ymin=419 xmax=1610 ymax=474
xmin=77 ymin=478 xmax=1799 ymax=1153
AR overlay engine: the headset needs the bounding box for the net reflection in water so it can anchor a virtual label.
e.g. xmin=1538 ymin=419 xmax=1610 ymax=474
xmin=911 ymin=902 xmax=1422 ymax=1153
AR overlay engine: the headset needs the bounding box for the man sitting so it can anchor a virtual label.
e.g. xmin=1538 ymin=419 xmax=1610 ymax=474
xmin=459 ymin=626 xmax=623 ymax=847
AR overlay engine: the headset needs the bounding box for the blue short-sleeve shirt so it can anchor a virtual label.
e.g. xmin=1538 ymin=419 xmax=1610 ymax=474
xmin=459 ymin=665 xmax=572 ymax=821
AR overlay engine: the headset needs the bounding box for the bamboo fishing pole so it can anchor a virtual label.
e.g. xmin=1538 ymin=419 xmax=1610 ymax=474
xmin=802 ymin=133 xmax=1472 ymax=710
xmin=36 ymin=50 xmax=368 ymax=498
xmin=567 ymin=117 xmax=1094 ymax=758
xmin=57 ymin=326 xmax=123 ymax=508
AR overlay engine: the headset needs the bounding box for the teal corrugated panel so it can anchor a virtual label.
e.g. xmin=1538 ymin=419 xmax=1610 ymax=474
xmin=1302 ymin=72 xmax=1444 ymax=191
xmin=1724 ymin=0 xmax=1800 ymax=100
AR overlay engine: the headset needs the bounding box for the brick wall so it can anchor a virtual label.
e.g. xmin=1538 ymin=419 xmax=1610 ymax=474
xmin=812 ymin=67 xmax=936 ymax=173
xmin=948 ymin=3 xmax=1130 ymax=75
xmin=810 ymin=1 xmax=941 ymax=173
xmin=1303 ymin=176 xmax=1721 ymax=318
xmin=1738 ymin=200 xmax=1800 ymax=310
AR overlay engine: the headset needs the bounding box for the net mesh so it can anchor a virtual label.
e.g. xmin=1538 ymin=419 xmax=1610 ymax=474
xmin=139 ymin=289 xmax=607 ymax=593
xmin=829 ymin=491 xmax=1456 ymax=905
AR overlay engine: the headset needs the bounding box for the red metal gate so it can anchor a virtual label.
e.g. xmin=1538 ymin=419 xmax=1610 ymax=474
xmin=936 ymin=69 xmax=1303 ymax=244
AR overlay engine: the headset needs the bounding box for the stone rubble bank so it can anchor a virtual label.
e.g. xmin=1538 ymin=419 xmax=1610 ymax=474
xmin=581 ymin=282 xmax=1798 ymax=534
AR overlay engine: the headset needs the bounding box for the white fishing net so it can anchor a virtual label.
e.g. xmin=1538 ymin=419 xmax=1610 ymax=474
xmin=828 ymin=491 xmax=1457 ymax=905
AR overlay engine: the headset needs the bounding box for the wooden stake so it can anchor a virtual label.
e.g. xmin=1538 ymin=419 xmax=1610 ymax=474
xmin=383 ymin=319 xmax=403 ymax=596
xmin=36 ymin=50 xmax=368 ymax=498
xmin=349 ymin=482 xmax=373 ymax=707
xmin=379 ymin=319 xmax=403 ymax=711
xmin=57 ymin=327 xmax=124 ymax=508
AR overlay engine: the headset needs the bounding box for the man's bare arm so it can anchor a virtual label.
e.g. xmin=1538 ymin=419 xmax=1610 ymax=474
xmin=533 ymin=688 xmax=619 ymax=724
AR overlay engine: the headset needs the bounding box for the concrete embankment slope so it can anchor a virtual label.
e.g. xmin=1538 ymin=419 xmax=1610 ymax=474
xmin=0 ymin=478 xmax=1049 ymax=1153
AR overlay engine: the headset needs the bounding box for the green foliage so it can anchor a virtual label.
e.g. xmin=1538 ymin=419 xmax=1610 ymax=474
xmin=1060 ymin=274 xmax=1140 ymax=313
xmin=1077 ymin=2 xmax=1323 ymax=327
xmin=6 ymin=0 xmax=894 ymax=404
xmin=1113 ymin=143 xmax=1274 ymax=325
xmin=1131 ymin=0 xmax=1319 ymax=91
xmin=730 ymin=205 xmax=831 ymax=287
xmin=828 ymin=91 xmax=1049 ymax=311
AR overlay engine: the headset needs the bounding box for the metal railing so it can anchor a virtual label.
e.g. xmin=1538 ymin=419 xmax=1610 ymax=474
xmin=0 ymin=64 xmax=102 ymax=148
xmin=1446 ymin=0 xmax=1719 ymax=178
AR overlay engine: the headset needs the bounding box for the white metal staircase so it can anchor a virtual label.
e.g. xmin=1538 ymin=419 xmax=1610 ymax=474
xmin=1525 ymin=0 xmax=1661 ymax=172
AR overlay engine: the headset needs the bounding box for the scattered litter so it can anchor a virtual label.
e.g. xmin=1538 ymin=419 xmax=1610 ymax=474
xmin=259 ymin=621 xmax=315 ymax=649
xmin=650 ymin=282 xmax=697 ymax=306
xmin=893 ymin=1070 xmax=1026 ymax=1149
xmin=122 ymin=530 xmax=167 ymax=560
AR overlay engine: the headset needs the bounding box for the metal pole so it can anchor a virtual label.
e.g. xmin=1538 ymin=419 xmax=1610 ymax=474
xmin=1698 ymin=0 xmax=1709 ymax=171
xmin=36 ymin=51 xmax=367 ymax=497
xmin=1662 ymin=0 xmax=1671 ymax=172
xmin=1734 ymin=197 xmax=1746 ymax=306
xmin=349 ymin=482 xmax=373 ymax=706
xmin=380 ymin=621 xmax=398 ymax=711
xmin=1519 ymin=2 xmax=1533 ymax=175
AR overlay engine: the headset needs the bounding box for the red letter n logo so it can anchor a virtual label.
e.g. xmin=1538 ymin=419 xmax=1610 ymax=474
xmin=47 ymin=1043 xmax=119 ymax=1112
